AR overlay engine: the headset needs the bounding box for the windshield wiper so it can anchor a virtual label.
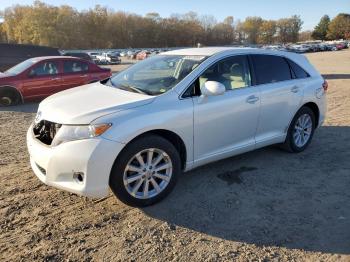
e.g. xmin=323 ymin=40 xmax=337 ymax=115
xmin=105 ymin=79 xmax=152 ymax=95
xmin=121 ymin=84 xmax=146 ymax=94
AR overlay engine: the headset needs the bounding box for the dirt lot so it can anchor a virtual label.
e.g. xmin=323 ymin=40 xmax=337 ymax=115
xmin=1 ymin=51 xmax=350 ymax=261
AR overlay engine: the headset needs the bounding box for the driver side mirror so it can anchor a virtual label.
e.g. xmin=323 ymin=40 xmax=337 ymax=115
xmin=198 ymin=81 xmax=225 ymax=103
xmin=201 ymin=81 xmax=226 ymax=96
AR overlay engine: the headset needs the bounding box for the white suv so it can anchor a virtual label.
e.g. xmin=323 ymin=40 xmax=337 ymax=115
xmin=27 ymin=47 xmax=327 ymax=206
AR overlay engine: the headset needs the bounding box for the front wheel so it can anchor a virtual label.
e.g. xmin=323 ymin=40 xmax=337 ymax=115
xmin=0 ymin=88 xmax=21 ymax=106
xmin=282 ymin=106 xmax=316 ymax=153
xmin=109 ymin=135 xmax=181 ymax=207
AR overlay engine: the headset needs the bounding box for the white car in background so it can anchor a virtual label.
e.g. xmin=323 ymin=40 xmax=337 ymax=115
xmin=95 ymin=52 xmax=121 ymax=65
xmin=290 ymin=44 xmax=310 ymax=53
xmin=127 ymin=50 xmax=136 ymax=58
xmin=27 ymin=47 xmax=327 ymax=206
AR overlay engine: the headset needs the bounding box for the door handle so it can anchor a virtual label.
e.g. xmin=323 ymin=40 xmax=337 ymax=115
xmin=291 ymin=86 xmax=300 ymax=93
xmin=51 ymin=77 xmax=61 ymax=81
xmin=80 ymin=74 xmax=88 ymax=78
xmin=246 ymin=95 xmax=259 ymax=104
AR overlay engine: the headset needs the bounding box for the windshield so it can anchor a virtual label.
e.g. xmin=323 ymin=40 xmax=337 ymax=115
xmin=109 ymin=55 xmax=207 ymax=95
xmin=5 ymin=59 xmax=36 ymax=75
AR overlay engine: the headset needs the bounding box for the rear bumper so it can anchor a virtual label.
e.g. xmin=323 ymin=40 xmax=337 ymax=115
xmin=27 ymin=125 xmax=125 ymax=198
xmin=317 ymin=95 xmax=327 ymax=128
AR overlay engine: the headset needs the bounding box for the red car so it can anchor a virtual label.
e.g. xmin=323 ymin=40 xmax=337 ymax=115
xmin=0 ymin=56 xmax=111 ymax=106
xmin=136 ymin=51 xmax=151 ymax=60
xmin=336 ymin=43 xmax=346 ymax=50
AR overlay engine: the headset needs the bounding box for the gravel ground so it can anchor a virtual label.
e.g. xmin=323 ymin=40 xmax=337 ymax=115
xmin=0 ymin=51 xmax=350 ymax=261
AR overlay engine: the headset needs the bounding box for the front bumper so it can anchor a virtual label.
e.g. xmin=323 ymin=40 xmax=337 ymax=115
xmin=27 ymin=125 xmax=125 ymax=198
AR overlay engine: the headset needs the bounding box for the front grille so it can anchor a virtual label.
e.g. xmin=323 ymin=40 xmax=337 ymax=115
xmin=33 ymin=120 xmax=62 ymax=145
xmin=35 ymin=162 xmax=46 ymax=175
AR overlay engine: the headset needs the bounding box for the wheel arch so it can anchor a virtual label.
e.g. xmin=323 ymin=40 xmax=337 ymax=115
xmin=0 ymin=85 xmax=24 ymax=103
xmin=301 ymin=102 xmax=320 ymax=128
xmin=121 ymin=129 xmax=187 ymax=171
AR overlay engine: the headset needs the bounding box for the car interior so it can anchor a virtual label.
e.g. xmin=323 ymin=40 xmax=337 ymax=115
xmin=199 ymin=57 xmax=251 ymax=90
xmin=31 ymin=62 xmax=58 ymax=76
xmin=63 ymin=61 xmax=88 ymax=73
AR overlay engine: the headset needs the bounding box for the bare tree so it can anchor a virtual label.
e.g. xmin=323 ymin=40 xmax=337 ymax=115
xmin=0 ymin=1 xmax=309 ymax=48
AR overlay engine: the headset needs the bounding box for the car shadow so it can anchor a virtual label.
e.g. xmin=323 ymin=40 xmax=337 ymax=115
xmin=322 ymin=74 xmax=350 ymax=80
xmin=143 ymin=126 xmax=350 ymax=254
xmin=0 ymin=102 xmax=39 ymax=113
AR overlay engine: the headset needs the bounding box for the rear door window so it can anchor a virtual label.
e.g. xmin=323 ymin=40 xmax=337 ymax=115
xmin=252 ymin=55 xmax=292 ymax=84
xmin=287 ymin=59 xmax=309 ymax=79
xmin=63 ymin=60 xmax=88 ymax=73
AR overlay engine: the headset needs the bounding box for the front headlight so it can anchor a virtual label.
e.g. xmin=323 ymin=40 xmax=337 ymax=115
xmin=51 ymin=123 xmax=112 ymax=146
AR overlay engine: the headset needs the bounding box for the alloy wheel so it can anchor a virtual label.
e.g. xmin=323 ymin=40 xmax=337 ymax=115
xmin=293 ymin=114 xmax=313 ymax=148
xmin=123 ymin=148 xmax=173 ymax=199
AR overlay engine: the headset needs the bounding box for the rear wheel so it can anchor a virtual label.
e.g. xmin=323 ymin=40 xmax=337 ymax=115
xmin=282 ymin=106 xmax=315 ymax=152
xmin=109 ymin=135 xmax=181 ymax=207
xmin=0 ymin=88 xmax=21 ymax=106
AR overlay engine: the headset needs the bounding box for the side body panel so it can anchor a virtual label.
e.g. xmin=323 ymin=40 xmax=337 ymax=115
xmin=192 ymin=86 xmax=260 ymax=166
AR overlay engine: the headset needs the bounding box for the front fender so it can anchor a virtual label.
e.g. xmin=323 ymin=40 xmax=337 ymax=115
xmin=94 ymin=93 xmax=194 ymax=163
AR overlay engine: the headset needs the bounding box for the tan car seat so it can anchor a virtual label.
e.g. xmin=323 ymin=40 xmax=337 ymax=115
xmin=222 ymin=63 xmax=246 ymax=89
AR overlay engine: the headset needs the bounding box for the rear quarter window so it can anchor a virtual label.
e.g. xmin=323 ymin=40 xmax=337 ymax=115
xmin=287 ymin=59 xmax=310 ymax=79
xmin=252 ymin=54 xmax=292 ymax=84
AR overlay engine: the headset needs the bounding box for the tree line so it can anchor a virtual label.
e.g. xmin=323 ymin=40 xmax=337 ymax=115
xmin=312 ymin=14 xmax=350 ymax=41
xmin=0 ymin=1 xmax=349 ymax=49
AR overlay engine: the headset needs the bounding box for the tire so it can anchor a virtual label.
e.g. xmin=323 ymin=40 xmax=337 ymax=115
xmin=0 ymin=87 xmax=21 ymax=107
xmin=282 ymin=106 xmax=316 ymax=153
xmin=109 ymin=135 xmax=181 ymax=207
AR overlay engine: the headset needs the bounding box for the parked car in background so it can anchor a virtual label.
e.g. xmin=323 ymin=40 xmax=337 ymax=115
xmin=335 ymin=43 xmax=346 ymax=50
xmin=127 ymin=50 xmax=136 ymax=58
xmin=63 ymin=52 xmax=94 ymax=63
xmin=0 ymin=56 xmax=111 ymax=106
xmin=328 ymin=44 xmax=338 ymax=51
xmin=110 ymin=51 xmax=121 ymax=57
xmin=96 ymin=52 xmax=121 ymax=64
xmin=87 ymin=52 xmax=101 ymax=63
xmin=136 ymin=50 xmax=151 ymax=60
xmin=284 ymin=41 xmax=348 ymax=54
xmin=288 ymin=44 xmax=310 ymax=53
xmin=0 ymin=43 xmax=60 ymax=72
xmin=27 ymin=47 xmax=327 ymax=206
xmin=130 ymin=51 xmax=141 ymax=59
xmin=150 ymin=50 xmax=161 ymax=56
xmin=318 ymin=44 xmax=328 ymax=51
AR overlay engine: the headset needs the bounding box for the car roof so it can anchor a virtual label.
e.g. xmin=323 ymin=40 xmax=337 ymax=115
xmin=29 ymin=56 xmax=87 ymax=62
xmin=162 ymin=46 xmax=319 ymax=77
xmin=64 ymin=52 xmax=89 ymax=55
xmin=162 ymin=47 xmax=253 ymax=56
xmin=161 ymin=47 xmax=300 ymax=58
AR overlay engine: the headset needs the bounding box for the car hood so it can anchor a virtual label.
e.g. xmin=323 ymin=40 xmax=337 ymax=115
xmin=38 ymin=82 xmax=155 ymax=124
xmin=0 ymin=72 xmax=13 ymax=79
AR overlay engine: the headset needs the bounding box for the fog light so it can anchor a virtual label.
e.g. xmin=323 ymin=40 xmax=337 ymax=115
xmin=73 ymin=172 xmax=84 ymax=184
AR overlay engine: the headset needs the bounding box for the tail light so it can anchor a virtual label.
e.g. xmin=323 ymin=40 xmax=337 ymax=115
xmin=322 ymin=79 xmax=328 ymax=92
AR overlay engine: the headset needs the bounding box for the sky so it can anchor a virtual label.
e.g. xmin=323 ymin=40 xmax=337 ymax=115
xmin=0 ymin=0 xmax=349 ymax=30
